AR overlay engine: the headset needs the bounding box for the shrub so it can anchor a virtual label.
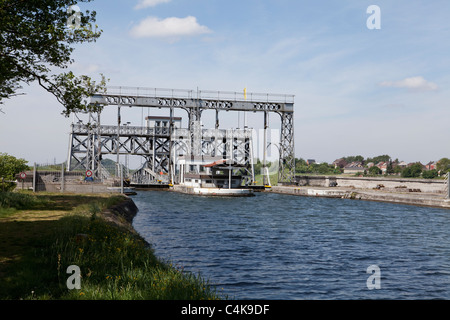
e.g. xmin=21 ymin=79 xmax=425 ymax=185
xmin=401 ymin=163 xmax=423 ymax=178
xmin=422 ymin=169 xmax=438 ymax=179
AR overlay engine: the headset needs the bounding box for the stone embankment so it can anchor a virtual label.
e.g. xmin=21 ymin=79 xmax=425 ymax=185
xmin=100 ymin=196 xmax=140 ymax=233
xmin=270 ymin=178 xmax=450 ymax=209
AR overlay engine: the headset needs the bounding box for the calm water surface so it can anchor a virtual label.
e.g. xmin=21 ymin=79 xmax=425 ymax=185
xmin=131 ymin=190 xmax=450 ymax=299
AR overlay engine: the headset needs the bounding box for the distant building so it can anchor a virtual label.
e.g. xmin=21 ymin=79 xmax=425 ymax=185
xmin=332 ymin=158 xmax=347 ymax=169
xmin=398 ymin=161 xmax=408 ymax=168
xmin=376 ymin=162 xmax=388 ymax=173
xmin=343 ymin=162 xmax=364 ymax=174
xmin=425 ymin=161 xmax=437 ymax=171
xmin=306 ymin=159 xmax=316 ymax=165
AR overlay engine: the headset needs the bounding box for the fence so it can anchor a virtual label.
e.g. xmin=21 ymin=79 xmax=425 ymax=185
xmin=14 ymin=163 xmax=128 ymax=194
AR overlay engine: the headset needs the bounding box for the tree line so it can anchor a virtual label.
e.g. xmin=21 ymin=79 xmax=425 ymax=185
xmin=338 ymin=155 xmax=450 ymax=179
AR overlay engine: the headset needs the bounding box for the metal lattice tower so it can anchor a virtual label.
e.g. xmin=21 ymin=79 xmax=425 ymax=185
xmin=67 ymin=87 xmax=295 ymax=184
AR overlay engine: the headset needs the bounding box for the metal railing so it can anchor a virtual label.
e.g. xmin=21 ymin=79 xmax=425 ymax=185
xmin=101 ymin=86 xmax=295 ymax=104
xmin=72 ymin=123 xmax=171 ymax=136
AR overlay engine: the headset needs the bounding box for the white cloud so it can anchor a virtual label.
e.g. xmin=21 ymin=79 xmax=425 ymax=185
xmin=379 ymin=76 xmax=438 ymax=92
xmin=134 ymin=0 xmax=171 ymax=10
xmin=130 ymin=16 xmax=212 ymax=39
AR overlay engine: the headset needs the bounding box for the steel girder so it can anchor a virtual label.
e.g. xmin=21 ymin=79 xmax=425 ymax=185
xmin=71 ymin=87 xmax=295 ymax=184
xmin=278 ymin=112 xmax=295 ymax=184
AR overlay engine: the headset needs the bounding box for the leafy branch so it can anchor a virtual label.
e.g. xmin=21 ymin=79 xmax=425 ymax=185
xmin=0 ymin=0 xmax=107 ymax=116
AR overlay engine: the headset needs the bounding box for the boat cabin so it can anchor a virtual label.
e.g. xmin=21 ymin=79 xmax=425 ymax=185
xmin=175 ymin=156 xmax=247 ymax=189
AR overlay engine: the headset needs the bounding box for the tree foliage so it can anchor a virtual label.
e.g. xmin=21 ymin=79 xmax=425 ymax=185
xmin=366 ymin=155 xmax=391 ymax=164
xmin=0 ymin=153 xmax=29 ymax=191
xmin=401 ymin=163 xmax=423 ymax=178
xmin=422 ymin=169 xmax=438 ymax=179
xmin=368 ymin=165 xmax=382 ymax=176
xmin=437 ymin=158 xmax=450 ymax=173
xmin=295 ymin=158 xmax=340 ymax=175
xmin=0 ymin=0 xmax=106 ymax=116
xmin=341 ymin=155 xmax=364 ymax=163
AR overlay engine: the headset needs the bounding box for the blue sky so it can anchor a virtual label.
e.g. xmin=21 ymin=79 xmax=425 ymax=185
xmin=1 ymin=0 xmax=450 ymax=165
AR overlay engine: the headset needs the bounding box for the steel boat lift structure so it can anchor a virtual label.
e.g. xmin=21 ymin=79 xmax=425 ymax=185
xmin=66 ymin=87 xmax=295 ymax=187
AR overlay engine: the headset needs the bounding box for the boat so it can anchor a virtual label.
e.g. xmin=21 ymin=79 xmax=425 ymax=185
xmin=171 ymin=156 xmax=254 ymax=197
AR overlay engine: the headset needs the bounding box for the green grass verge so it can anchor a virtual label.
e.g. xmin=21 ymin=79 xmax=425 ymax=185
xmin=0 ymin=192 xmax=224 ymax=300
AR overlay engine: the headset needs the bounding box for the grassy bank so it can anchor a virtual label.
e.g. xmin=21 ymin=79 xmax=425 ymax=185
xmin=0 ymin=192 xmax=223 ymax=300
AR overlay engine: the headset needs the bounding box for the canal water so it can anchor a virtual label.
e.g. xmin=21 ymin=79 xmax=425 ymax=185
xmin=131 ymin=190 xmax=450 ymax=299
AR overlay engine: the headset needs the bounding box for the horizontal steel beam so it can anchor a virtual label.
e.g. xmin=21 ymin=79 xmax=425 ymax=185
xmin=98 ymin=86 xmax=294 ymax=103
xmin=72 ymin=123 xmax=171 ymax=137
xmin=90 ymin=87 xmax=294 ymax=113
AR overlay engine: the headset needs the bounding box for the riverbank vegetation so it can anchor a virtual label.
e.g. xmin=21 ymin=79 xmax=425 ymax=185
xmin=290 ymin=155 xmax=450 ymax=179
xmin=0 ymin=192 xmax=223 ymax=300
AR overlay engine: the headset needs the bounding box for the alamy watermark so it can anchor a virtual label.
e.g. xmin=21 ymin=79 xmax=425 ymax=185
xmin=367 ymin=5 xmax=381 ymax=30
xmin=66 ymin=265 xmax=81 ymax=290
xmin=366 ymin=265 xmax=381 ymax=290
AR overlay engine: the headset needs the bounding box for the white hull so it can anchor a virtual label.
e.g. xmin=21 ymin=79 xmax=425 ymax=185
xmin=193 ymin=187 xmax=253 ymax=197
xmin=172 ymin=185 xmax=254 ymax=197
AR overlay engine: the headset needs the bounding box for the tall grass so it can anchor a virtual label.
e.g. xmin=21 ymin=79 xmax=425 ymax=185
xmin=1 ymin=212 xmax=224 ymax=300
xmin=0 ymin=191 xmax=48 ymax=217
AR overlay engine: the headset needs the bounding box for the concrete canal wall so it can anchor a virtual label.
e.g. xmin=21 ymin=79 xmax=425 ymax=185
xmin=269 ymin=185 xmax=450 ymax=209
xmin=294 ymin=175 xmax=446 ymax=194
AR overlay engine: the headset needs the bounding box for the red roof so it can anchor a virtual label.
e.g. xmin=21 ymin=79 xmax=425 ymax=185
xmin=203 ymin=159 xmax=228 ymax=167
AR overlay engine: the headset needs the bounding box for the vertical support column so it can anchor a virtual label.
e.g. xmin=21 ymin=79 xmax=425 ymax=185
xmin=96 ymin=112 xmax=102 ymax=180
xmin=278 ymin=112 xmax=295 ymax=184
xmin=86 ymin=114 xmax=92 ymax=174
xmin=188 ymin=104 xmax=202 ymax=158
xmin=67 ymin=121 xmax=74 ymax=171
xmin=152 ymin=137 xmax=156 ymax=179
xmin=169 ymin=105 xmax=174 ymax=185
xmin=263 ymin=110 xmax=268 ymax=186
xmin=215 ymin=109 xmax=219 ymax=129
xmin=193 ymin=121 xmax=202 ymax=157
xmin=83 ymin=112 xmax=103 ymax=180
xmin=120 ymin=163 xmax=124 ymax=194
xmin=188 ymin=108 xmax=195 ymax=157
xmin=116 ymin=105 xmax=121 ymax=177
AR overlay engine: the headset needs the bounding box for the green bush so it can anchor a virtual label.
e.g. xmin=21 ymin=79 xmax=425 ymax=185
xmin=422 ymin=169 xmax=438 ymax=179
xmin=368 ymin=166 xmax=382 ymax=176
xmin=401 ymin=163 xmax=423 ymax=178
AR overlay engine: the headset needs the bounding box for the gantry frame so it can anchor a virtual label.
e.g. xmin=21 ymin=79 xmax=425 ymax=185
xmin=67 ymin=87 xmax=295 ymax=184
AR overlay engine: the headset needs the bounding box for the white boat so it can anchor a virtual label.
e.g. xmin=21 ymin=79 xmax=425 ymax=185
xmin=171 ymin=156 xmax=254 ymax=197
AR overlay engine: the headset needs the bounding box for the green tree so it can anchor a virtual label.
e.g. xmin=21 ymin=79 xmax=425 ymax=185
xmin=342 ymin=155 xmax=364 ymax=163
xmin=401 ymin=163 xmax=423 ymax=178
xmin=0 ymin=153 xmax=29 ymax=191
xmin=437 ymin=158 xmax=450 ymax=173
xmin=422 ymin=169 xmax=438 ymax=179
xmin=368 ymin=166 xmax=382 ymax=176
xmin=0 ymin=0 xmax=106 ymax=116
xmin=366 ymin=155 xmax=391 ymax=164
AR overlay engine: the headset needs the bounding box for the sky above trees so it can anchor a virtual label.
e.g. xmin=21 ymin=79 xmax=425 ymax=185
xmin=1 ymin=0 xmax=449 ymax=166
